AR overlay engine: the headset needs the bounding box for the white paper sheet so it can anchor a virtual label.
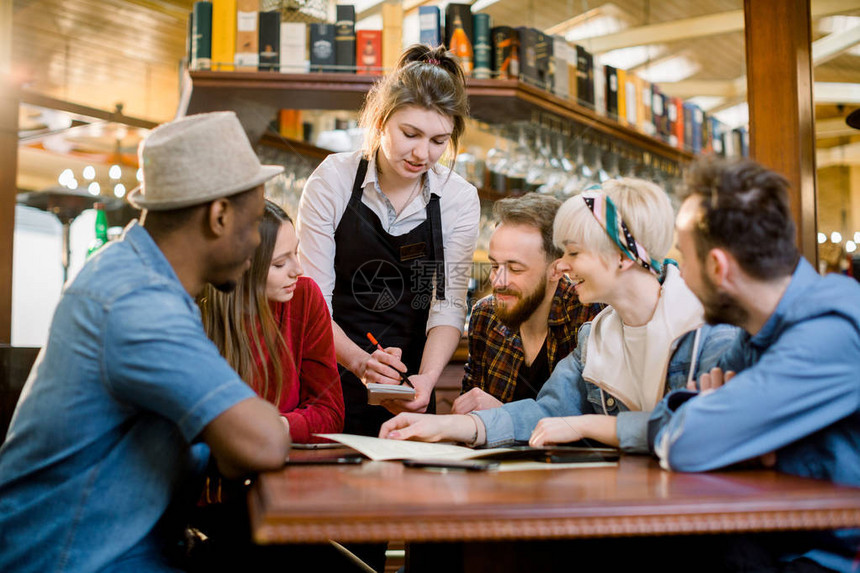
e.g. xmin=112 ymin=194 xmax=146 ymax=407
xmin=315 ymin=433 xmax=514 ymax=461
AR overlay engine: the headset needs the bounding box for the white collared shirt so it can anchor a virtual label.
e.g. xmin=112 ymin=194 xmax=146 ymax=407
xmin=296 ymin=150 xmax=480 ymax=333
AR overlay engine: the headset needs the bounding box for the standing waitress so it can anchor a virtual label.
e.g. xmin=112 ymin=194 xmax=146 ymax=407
xmin=298 ymin=44 xmax=479 ymax=437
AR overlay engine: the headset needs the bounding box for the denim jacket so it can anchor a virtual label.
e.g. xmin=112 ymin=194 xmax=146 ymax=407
xmin=475 ymin=321 xmax=739 ymax=452
xmin=648 ymin=259 xmax=860 ymax=573
xmin=0 ymin=222 xmax=254 ymax=572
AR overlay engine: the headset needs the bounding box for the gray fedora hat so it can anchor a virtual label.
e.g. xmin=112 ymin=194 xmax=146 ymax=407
xmin=128 ymin=111 xmax=283 ymax=210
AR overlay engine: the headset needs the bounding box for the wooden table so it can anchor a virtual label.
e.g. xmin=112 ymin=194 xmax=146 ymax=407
xmin=249 ymin=450 xmax=860 ymax=571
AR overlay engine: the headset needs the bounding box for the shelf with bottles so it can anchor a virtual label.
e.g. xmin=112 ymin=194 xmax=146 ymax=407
xmin=185 ymin=70 xmax=692 ymax=164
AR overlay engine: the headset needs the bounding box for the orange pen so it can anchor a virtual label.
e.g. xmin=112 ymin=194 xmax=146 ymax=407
xmin=366 ymin=332 xmax=415 ymax=388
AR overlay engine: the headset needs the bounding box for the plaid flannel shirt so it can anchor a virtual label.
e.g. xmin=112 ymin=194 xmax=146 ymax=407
xmin=461 ymin=275 xmax=604 ymax=403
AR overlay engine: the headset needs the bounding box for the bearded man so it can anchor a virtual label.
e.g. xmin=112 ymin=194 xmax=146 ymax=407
xmin=453 ymin=194 xmax=602 ymax=414
xmin=650 ymin=157 xmax=860 ymax=573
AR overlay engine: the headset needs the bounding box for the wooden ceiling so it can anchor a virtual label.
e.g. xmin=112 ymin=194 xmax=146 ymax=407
xmin=11 ymin=0 xmax=193 ymax=121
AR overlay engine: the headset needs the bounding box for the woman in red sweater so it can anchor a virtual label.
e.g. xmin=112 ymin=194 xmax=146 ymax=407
xmin=200 ymin=200 xmax=344 ymax=443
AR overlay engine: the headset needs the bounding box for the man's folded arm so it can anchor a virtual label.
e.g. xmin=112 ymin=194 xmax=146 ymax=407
xmin=652 ymin=317 xmax=860 ymax=472
xmin=201 ymin=397 xmax=291 ymax=478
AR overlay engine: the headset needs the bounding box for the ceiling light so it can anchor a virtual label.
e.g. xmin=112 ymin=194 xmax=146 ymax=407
xmin=637 ymin=54 xmax=701 ymax=84
xmin=816 ymin=19 xmax=860 ymax=56
xmin=564 ymin=15 xmax=627 ymax=43
xmin=114 ymin=184 xmax=126 ymax=198
xmin=599 ymin=46 xmax=665 ymax=70
xmin=88 ymin=182 xmax=100 ymax=196
xmin=109 ymin=165 xmax=122 ymax=180
xmin=83 ymin=166 xmax=96 ymax=180
xmin=847 ymin=241 xmax=857 ymax=254
xmin=687 ymin=97 xmax=727 ymax=112
xmin=818 ymin=232 xmax=827 ymax=244
xmin=471 ymin=0 xmax=504 ymax=10
xmin=818 ymin=15 xmax=860 ymax=33
xmin=712 ymin=103 xmax=749 ymax=130
xmin=136 ymin=168 xmax=143 ymax=182
xmin=831 ymin=231 xmax=842 ymax=244
xmin=58 ymin=168 xmax=74 ymax=187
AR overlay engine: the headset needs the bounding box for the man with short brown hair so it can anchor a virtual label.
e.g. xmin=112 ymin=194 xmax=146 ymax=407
xmin=454 ymin=193 xmax=602 ymax=414
xmin=650 ymin=157 xmax=860 ymax=572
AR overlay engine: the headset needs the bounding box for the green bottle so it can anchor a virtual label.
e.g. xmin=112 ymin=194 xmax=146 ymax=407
xmin=86 ymin=202 xmax=109 ymax=258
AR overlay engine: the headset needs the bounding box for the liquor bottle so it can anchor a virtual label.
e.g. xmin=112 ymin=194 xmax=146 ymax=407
xmin=491 ymin=26 xmax=518 ymax=80
xmin=310 ymin=23 xmax=335 ymax=73
xmin=356 ymin=30 xmax=381 ymax=75
xmin=516 ymin=27 xmax=537 ymax=87
xmin=335 ymin=4 xmax=356 ymax=73
xmin=257 ymin=10 xmax=280 ymax=71
xmin=509 ymin=38 xmax=519 ymax=78
xmin=190 ymin=1 xmax=212 ymax=71
xmin=418 ymin=6 xmax=441 ymax=47
xmin=87 ymin=203 xmax=109 ymax=258
xmin=381 ymin=1 xmax=403 ymax=72
xmin=449 ymin=15 xmax=473 ymax=76
xmin=279 ymin=22 xmax=307 ymax=73
xmin=361 ymin=38 xmax=376 ymax=66
xmin=210 ymin=0 xmax=236 ymax=71
xmin=472 ymin=13 xmax=491 ymax=79
xmin=234 ymin=0 xmax=260 ymax=71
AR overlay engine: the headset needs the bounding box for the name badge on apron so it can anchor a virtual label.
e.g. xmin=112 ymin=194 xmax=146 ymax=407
xmin=400 ymin=242 xmax=427 ymax=262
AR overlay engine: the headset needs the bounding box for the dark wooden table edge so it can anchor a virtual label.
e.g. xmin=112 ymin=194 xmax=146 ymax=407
xmin=249 ymin=496 xmax=860 ymax=545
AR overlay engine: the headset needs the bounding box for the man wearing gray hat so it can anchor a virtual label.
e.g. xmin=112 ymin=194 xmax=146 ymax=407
xmin=0 ymin=112 xmax=290 ymax=572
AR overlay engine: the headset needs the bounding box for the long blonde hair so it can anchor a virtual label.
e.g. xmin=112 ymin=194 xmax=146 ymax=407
xmin=199 ymin=200 xmax=293 ymax=405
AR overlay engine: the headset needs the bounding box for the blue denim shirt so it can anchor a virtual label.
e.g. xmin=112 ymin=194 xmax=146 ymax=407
xmin=475 ymin=320 xmax=739 ymax=452
xmin=649 ymin=258 xmax=860 ymax=572
xmin=0 ymin=222 xmax=255 ymax=573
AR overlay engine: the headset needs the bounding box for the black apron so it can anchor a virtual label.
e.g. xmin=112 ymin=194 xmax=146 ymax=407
xmin=332 ymin=158 xmax=445 ymax=436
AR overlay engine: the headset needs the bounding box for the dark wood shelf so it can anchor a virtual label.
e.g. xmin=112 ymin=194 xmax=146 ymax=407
xmin=467 ymin=79 xmax=692 ymax=163
xmin=187 ymin=71 xmax=692 ymax=164
xmin=258 ymin=132 xmax=333 ymax=161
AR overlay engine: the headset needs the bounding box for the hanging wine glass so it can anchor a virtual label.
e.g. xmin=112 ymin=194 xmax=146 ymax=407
xmin=526 ymin=125 xmax=553 ymax=193
xmin=605 ymin=144 xmax=621 ymax=180
xmin=596 ymin=140 xmax=612 ymax=184
xmin=558 ymin=128 xmax=574 ymax=174
xmin=564 ymin=137 xmax=592 ymax=197
xmin=622 ymin=147 xmax=638 ymax=178
xmin=545 ymin=129 xmax=572 ymax=198
xmin=635 ymin=152 xmax=654 ymax=181
xmin=485 ymin=125 xmax=510 ymax=197
xmin=506 ymin=123 xmax=531 ymax=196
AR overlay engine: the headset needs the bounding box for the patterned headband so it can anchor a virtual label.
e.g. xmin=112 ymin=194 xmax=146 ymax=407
xmin=581 ymin=187 xmax=662 ymax=276
xmin=425 ymin=58 xmax=440 ymax=65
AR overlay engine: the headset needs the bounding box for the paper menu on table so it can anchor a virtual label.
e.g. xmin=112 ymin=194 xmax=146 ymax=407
xmin=315 ymin=433 xmax=514 ymax=461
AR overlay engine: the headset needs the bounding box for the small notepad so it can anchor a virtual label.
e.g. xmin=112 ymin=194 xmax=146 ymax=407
xmin=366 ymin=383 xmax=415 ymax=404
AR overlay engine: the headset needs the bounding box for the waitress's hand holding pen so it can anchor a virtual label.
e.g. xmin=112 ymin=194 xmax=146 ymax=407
xmin=363 ymin=332 xmax=415 ymax=388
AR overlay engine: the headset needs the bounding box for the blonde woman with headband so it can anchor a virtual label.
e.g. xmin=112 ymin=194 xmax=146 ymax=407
xmin=297 ymin=44 xmax=480 ymax=439
xmin=380 ymin=178 xmax=738 ymax=452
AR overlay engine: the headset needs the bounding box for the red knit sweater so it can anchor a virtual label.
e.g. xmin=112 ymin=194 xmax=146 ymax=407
xmin=254 ymin=276 xmax=344 ymax=443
